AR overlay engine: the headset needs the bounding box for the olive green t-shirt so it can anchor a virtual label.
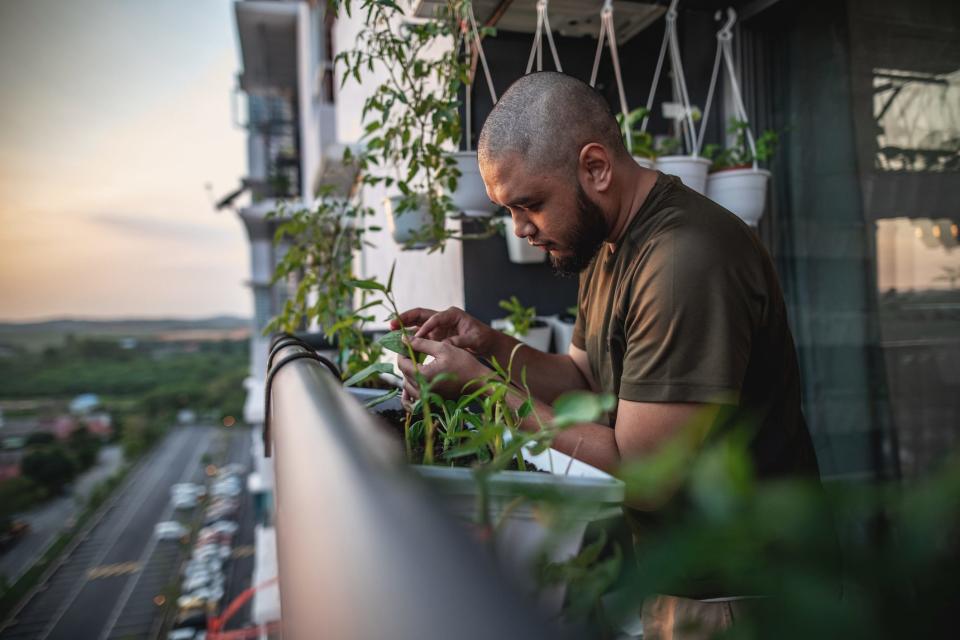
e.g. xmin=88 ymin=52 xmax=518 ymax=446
xmin=572 ymin=173 xmax=818 ymax=479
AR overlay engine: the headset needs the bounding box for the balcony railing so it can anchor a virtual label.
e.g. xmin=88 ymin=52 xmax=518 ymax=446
xmin=265 ymin=341 xmax=560 ymax=639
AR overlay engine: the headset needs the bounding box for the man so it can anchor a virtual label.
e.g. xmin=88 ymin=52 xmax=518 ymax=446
xmin=392 ymin=72 xmax=819 ymax=637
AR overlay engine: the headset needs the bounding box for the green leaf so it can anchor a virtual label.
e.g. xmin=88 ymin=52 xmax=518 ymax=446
xmin=551 ymin=391 xmax=616 ymax=428
xmin=347 ymin=278 xmax=386 ymax=292
xmin=518 ymin=399 xmax=533 ymax=419
xmin=386 ymin=260 xmax=396 ymax=292
xmin=364 ymin=387 xmax=400 ymax=408
xmin=343 ymin=362 xmax=394 ymax=387
xmin=376 ymin=330 xmax=405 ymax=355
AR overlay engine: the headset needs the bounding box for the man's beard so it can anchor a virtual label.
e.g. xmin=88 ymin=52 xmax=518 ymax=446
xmin=550 ymin=184 xmax=609 ymax=276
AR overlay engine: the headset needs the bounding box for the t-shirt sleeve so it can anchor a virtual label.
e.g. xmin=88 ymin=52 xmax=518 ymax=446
xmin=618 ymin=229 xmax=758 ymax=405
xmin=571 ymin=273 xmax=588 ymax=350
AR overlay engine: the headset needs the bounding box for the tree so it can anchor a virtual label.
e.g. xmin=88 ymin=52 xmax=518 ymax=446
xmin=68 ymin=426 xmax=100 ymax=470
xmin=21 ymin=446 xmax=77 ymax=495
xmin=25 ymin=432 xmax=55 ymax=447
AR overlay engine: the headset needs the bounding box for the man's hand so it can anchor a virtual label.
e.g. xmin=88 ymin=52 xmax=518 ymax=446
xmin=396 ymin=336 xmax=490 ymax=404
xmin=390 ymin=307 xmax=498 ymax=356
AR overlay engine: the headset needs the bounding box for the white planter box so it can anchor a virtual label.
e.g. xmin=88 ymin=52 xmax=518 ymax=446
xmin=505 ymin=231 xmax=547 ymax=264
xmin=414 ymin=454 xmax=623 ymax=613
xmin=384 ymin=195 xmax=434 ymax=248
xmin=491 ymin=318 xmax=552 ymax=353
xmin=452 ymin=151 xmax=497 ymax=217
xmin=655 ymin=155 xmax=711 ymax=194
xmin=632 ymin=155 xmax=656 ymax=169
xmin=706 ymin=168 xmax=771 ymax=227
xmin=349 ymin=387 xmax=624 ymax=613
xmin=545 ymin=315 xmax=576 ymax=355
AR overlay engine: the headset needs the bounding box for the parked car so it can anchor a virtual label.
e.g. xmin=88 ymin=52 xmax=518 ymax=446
xmin=170 ymin=493 xmax=197 ymax=511
xmin=154 ymin=521 xmax=188 ymax=541
xmin=171 ymin=483 xmax=206 ymax=499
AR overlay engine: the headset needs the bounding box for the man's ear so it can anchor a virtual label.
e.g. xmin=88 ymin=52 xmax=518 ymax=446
xmin=578 ymin=143 xmax=613 ymax=193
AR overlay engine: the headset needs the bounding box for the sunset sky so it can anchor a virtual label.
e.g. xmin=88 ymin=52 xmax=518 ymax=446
xmin=0 ymin=0 xmax=248 ymax=322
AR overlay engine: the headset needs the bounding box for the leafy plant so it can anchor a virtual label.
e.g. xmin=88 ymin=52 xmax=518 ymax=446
xmin=335 ymin=0 xmax=475 ymax=251
xmin=266 ymin=193 xmax=386 ymax=384
xmin=616 ymin=107 xmax=657 ymax=160
xmin=498 ymin=295 xmax=537 ymax=338
xmin=703 ymin=117 xmax=779 ymax=171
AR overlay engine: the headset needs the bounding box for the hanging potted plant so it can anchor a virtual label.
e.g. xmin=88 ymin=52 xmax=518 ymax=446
xmin=643 ymin=1 xmax=711 ymax=193
xmin=617 ymin=107 xmax=657 ymax=169
xmin=704 ymin=119 xmax=778 ymax=227
xmin=653 ymin=110 xmax=711 ymax=194
xmin=450 ymin=3 xmax=500 ymax=218
xmin=696 ymin=9 xmax=776 ymax=226
xmin=338 ymin=1 xmax=468 ymax=251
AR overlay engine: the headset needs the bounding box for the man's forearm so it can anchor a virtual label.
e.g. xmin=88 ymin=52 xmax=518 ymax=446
xmin=485 ymin=331 xmax=590 ymax=403
xmin=503 ymin=388 xmax=621 ymax=474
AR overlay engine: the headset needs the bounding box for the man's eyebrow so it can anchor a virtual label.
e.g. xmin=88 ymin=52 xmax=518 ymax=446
xmin=503 ymin=194 xmax=541 ymax=208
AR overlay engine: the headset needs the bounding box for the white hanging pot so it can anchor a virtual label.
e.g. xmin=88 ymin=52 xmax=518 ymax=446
xmin=632 ymin=155 xmax=656 ymax=170
xmin=504 ymin=231 xmax=546 ymax=264
xmin=451 ymin=151 xmax=496 ymax=217
xmin=706 ymin=167 xmax=771 ymax=227
xmin=655 ymin=155 xmax=711 ymax=194
xmin=384 ymin=195 xmax=435 ymax=249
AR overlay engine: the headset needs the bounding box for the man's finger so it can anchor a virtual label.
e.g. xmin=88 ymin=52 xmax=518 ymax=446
xmin=391 ymin=307 xmax=437 ymax=330
xmin=414 ymin=307 xmax=461 ymax=339
xmin=396 ymin=355 xmax=416 ymax=378
xmin=403 ymin=380 xmax=420 ymax=401
xmin=406 ymin=336 xmax=444 ymax=357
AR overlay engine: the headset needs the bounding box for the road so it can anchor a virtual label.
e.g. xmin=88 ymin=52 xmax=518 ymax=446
xmin=0 ymin=424 xmax=254 ymax=640
xmin=0 ymin=446 xmax=124 ymax=584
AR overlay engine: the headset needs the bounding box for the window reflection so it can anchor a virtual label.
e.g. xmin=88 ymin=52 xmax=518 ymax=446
xmin=875 ymin=217 xmax=960 ymax=477
xmin=872 ymin=68 xmax=960 ymax=172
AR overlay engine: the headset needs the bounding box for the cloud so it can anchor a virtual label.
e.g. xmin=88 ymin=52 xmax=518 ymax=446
xmin=89 ymin=213 xmax=232 ymax=242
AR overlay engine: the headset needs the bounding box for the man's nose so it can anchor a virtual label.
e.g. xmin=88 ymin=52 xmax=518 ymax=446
xmin=510 ymin=211 xmax=536 ymax=239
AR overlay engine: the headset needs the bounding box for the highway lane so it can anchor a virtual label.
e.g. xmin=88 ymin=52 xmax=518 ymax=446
xmin=105 ymin=425 xmax=254 ymax=639
xmin=217 ymin=428 xmax=256 ymax=633
xmin=0 ymin=425 xmax=215 ymax=640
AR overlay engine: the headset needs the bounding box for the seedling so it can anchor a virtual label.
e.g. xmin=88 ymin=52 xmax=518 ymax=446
xmin=498 ymin=296 xmax=537 ymax=338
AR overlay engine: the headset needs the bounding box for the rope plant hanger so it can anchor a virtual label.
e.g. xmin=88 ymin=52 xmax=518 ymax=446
xmin=589 ymin=0 xmax=633 ymax=154
xmin=461 ymin=0 xmax=498 ymax=151
xmin=525 ymin=0 xmax=563 ymax=74
xmin=640 ymin=0 xmax=701 ymax=157
xmin=697 ymin=8 xmax=758 ymax=169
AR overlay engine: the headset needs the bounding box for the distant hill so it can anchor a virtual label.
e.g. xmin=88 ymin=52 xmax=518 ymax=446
xmin=0 ymin=316 xmax=251 ymax=352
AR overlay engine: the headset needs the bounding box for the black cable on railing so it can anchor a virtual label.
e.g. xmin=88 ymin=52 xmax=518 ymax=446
xmin=267 ymin=333 xmax=341 ymax=379
xmin=263 ymin=346 xmax=339 ymax=457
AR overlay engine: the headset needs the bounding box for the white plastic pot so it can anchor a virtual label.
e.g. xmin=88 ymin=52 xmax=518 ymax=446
xmin=655 ymin=155 xmax=711 ymax=194
xmin=505 ymin=232 xmax=546 ymax=264
xmin=414 ymin=451 xmax=623 ymax=613
xmin=632 ymin=155 xmax=656 ymax=170
xmin=451 ymin=151 xmax=496 ymax=217
xmin=545 ymin=315 xmax=576 ymax=355
xmin=706 ymin=167 xmax=771 ymax=227
xmin=384 ymin=195 xmax=434 ymax=249
xmin=491 ymin=318 xmax=552 ymax=352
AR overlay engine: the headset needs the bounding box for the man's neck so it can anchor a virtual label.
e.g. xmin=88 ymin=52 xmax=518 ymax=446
xmin=605 ymin=164 xmax=658 ymax=250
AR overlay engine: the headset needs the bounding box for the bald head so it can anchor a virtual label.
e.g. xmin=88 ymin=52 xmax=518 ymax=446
xmin=478 ymin=72 xmax=628 ymax=177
